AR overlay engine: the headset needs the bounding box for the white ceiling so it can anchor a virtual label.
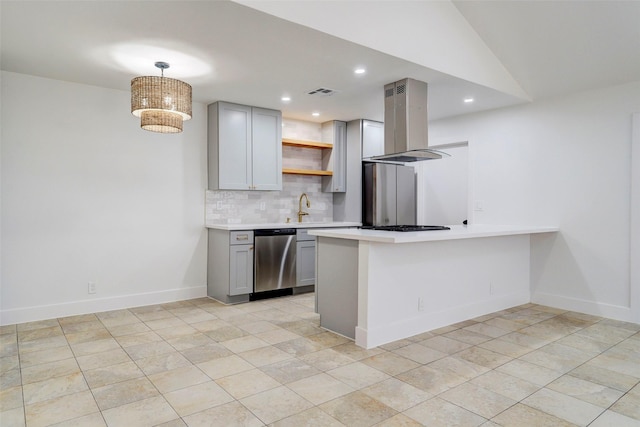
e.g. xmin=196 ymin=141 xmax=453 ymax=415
xmin=452 ymin=0 xmax=640 ymax=100
xmin=1 ymin=1 xmax=638 ymax=123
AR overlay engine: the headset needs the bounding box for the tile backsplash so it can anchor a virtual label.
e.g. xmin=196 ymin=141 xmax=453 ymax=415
xmin=205 ymin=118 xmax=334 ymax=225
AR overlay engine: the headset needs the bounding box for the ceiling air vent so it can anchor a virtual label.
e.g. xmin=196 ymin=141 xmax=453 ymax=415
xmin=307 ymin=87 xmax=338 ymax=96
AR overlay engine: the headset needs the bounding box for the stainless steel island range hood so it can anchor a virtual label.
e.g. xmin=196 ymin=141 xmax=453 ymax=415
xmin=371 ymin=78 xmax=445 ymax=162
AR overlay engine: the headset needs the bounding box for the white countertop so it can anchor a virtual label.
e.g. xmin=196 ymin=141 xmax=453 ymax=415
xmin=206 ymin=221 xmax=361 ymax=231
xmin=308 ymin=224 xmax=559 ymax=243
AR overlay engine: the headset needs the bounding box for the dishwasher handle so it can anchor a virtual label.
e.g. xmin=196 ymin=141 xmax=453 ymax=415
xmin=254 ymin=228 xmax=296 ymax=236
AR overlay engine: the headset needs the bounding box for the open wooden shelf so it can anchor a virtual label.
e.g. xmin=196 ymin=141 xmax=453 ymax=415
xmin=282 ymin=138 xmax=332 ymax=149
xmin=282 ymin=138 xmax=333 ymax=176
xmin=283 ymin=168 xmax=333 ymax=176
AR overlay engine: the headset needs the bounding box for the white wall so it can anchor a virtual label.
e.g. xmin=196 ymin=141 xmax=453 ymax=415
xmin=1 ymin=72 xmax=209 ymax=325
xmin=358 ymin=235 xmax=531 ymax=348
xmin=415 ymin=144 xmax=469 ymax=226
xmin=429 ymin=81 xmax=640 ymax=322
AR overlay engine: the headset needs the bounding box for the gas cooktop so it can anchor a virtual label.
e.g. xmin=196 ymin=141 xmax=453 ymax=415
xmin=361 ymin=225 xmax=451 ymax=232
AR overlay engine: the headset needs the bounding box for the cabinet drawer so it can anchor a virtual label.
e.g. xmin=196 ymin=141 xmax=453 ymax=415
xmin=230 ymin=231 xmax=254 ymax=245
xmin=296 ymin=229 xmax=316 ymax=242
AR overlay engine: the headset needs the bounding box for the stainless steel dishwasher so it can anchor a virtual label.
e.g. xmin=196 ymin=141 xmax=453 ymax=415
xmin=254 ymin=228 xmax=296 ymax=293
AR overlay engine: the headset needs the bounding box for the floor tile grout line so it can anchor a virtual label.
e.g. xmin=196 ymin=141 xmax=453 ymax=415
xmin=16 ymin=331 xmax=27 ymax=427
xmin=384 ymin=309 xmax=633 ymax=426
xmin=510 ymin=314 xmax=640 ymax=425
xmin=69 ymin=313 xmax=122 ymax=427
xmin=7 ymin=298 xmax=639 ymax=427
xmin=493 ymin=313 xmax=626 ymax=418
xmin=589 ymin=377 xmax=640 ymax=425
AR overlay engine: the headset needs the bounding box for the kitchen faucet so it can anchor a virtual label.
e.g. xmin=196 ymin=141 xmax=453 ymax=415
xmin=298 ymin=193 xmax=310 ymax=223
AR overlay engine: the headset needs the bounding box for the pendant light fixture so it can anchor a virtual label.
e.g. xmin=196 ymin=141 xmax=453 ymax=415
xmin=131 ymin=62 xmax=192 ymax=133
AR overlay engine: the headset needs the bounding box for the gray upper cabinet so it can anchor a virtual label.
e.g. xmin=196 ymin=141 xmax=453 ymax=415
xmin=321 ymin=120 xmax=347 ymax=193
xmin=361 ymin=120 xmax=384 ymax=159
xmin=251 ymin=107 xmax=283 ymax=190
xmin=208 ymin=101 xmax=282 ymax=191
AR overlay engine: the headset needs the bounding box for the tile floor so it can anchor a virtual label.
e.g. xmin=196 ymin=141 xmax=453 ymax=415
xmin=1 ymin=293 xmax=639 ymax=426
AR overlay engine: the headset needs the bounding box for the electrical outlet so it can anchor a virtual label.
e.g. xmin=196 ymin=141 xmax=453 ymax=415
xmin=418 ymin=297 xmax=425 ymax=311
xmin=88 ymin=282 xmax=96 ymax=294
xmin=474 ymin=200 xmax=485 ymax=212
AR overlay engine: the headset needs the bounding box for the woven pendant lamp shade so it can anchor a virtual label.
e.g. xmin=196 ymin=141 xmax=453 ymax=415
xmin=131 ymin=67 xmax=192 ymax=134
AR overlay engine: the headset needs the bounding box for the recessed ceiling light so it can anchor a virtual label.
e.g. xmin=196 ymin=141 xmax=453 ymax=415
xmin=312 ymin=112 xmax=320 ymax=117
xmin=354 ymin=68 xmax=366 ymax=75
xmin=463 ymin=97 xmax=474 ymax=103
xmin=281 ymin=96 xmax=291 ymax=102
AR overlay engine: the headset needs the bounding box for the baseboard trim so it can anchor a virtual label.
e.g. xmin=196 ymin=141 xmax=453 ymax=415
xmin=532 ymin=292 xmax=635 ymax=323
xmin=0 ymin=286 xmax=207 ymax=325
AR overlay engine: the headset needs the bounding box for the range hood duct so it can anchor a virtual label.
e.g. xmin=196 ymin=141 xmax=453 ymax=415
xmin=371 ymin=78 xmax=445 ymax=162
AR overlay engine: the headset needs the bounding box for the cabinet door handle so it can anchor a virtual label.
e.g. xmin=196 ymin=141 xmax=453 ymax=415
xmin=249 ymin=246 xmax=254 ymax=251
xmin=236 ymin=235 xmax=249 ymax=241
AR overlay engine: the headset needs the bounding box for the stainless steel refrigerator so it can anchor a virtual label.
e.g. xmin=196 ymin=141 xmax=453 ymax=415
xmin=363 ymin=162 xmax=416 ymax=226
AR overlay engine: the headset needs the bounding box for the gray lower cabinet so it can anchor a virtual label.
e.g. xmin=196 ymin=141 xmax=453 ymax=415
xmin=316 ymin=236 xmax=359 ymax=339
xmin=208 ymin=226 xmax=353 ymax=303
xmin=229 ymin=244 xmax=253 ymax=296
xmin=296 ymin=229 xmax=316 ymax=287
xmin=208 ymin=229 xmax=254 ymax=304
xmin=296 ymin=240 xmax=316 ymax=286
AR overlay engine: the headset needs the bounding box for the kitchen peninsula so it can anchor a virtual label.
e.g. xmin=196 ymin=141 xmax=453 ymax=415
xmin=309 ymin=224 xmax=558 ymax=349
